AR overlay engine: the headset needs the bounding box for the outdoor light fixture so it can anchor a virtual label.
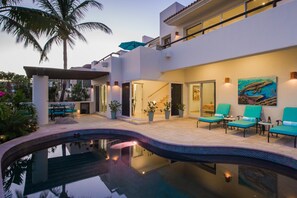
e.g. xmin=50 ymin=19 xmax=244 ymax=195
xmin=225 ymin=77 xmax=230 ymax=83
xmin=90 ymin=85 xmax=94 ymax=88
xmin=224 ymin=172 xmax=232 ymax=183
xmin=290 ymin=72 xmax=297 ymax=79
xmin=175 ymin=31 xmax=179 ymax=36
xmin=114 ymin=81 xmax=119 ymax=86
xmin=106 ymin=81 xmax=110 ymax=86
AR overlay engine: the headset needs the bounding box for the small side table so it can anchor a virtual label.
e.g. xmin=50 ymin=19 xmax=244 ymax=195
xmin=223 ymin=117 xmax=236 ymax=129
xmin=258 ymin=121 xmax=274 ymax=135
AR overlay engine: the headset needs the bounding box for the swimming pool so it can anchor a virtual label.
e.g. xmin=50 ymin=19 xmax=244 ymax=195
xmin=3 ymin=136 xmax=297 ymax=198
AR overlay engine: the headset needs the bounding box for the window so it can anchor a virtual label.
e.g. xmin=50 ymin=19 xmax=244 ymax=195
xmin=246 ymin=0 xmax=273 ymax=17
xmin=186 ymin=23 xmax=203 ymax=41
xmin=162 ymin=35 xmax=171 ymax=48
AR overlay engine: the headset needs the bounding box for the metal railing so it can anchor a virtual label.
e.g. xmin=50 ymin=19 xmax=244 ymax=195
xmin=162 ymin=0 xmax=281 ymax=49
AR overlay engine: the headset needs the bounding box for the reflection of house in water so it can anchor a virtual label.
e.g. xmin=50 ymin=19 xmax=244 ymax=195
xmin=22 ymin=139 xmax=297 ymax=197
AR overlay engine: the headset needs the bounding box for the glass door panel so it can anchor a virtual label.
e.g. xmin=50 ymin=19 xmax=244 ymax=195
xmin=201 ymin=82 xmax=215 ymax=117
xmin=189 ymin=84 xmax=201 ymax=117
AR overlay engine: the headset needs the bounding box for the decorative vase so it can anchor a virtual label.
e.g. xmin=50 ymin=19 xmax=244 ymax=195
xmin=178 ymin=110 xmax=183 ymax=118
xmin=148 ymin=111 xmax=154 ymax=122
xmin=165 ymin=110 xmax=170 ymax=120
xmin=111 ymin=111 xmax=117 ymax=119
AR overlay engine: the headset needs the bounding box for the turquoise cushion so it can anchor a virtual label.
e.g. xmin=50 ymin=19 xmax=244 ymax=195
xmin=283 ymin=107 xmax=297 ymax=122
xmin=216 ymin=104 xmax=231 ymax=116
xmin=270 ymin=125 xmax=297 ymax=136
xmin=228 ymin=120 xmax=256 ymax=128
xmin=243 ymin=105 xmax=262 ymax=119
xmin=199 ymin=116 xmax=224 ymax=123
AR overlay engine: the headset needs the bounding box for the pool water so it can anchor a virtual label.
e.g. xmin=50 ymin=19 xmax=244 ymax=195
xmin=3 ymin=138 xmax=297 ymax=198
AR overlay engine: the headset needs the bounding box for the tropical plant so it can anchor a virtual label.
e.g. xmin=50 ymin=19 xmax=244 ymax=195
xmin=0 ymin=0 xmax=43 ymax=52
xmin=177 ymin=103 xmax=185 ymax=111
xmin=0 ymin=102 xmax=37 ymax=140
xmin=163 ymin=102 xmax=171 ymax=112
xmin=12 ymin=0 xmax=112 ymax=101
xmin=144 ymin=101 xmax=158 ymax=113
xmin=108 ymin=100 xmax=121 ymax=112
xmin=71 ymin=82 xmax=89 ymax=101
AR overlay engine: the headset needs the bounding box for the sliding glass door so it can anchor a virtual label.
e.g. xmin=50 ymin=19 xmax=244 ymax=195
xmin=188 ymin=81 xmax=215 ymax=117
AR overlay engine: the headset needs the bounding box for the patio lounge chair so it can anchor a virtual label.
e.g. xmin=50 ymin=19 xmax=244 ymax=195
xmin=197 ymin=103 xmax=231 ymax=130
xmin=268 ymin=107 xmax=297 ymax=148
xmin=226 ymin=105 xmax=262 ymax=137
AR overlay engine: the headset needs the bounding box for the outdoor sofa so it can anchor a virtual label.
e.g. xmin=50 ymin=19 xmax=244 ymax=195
xmin=268 ymin=107 xmax=297 ymax=148
xmin=197 ymin=103 xmax=231 ymax=130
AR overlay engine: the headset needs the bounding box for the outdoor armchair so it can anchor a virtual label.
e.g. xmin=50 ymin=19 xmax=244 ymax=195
xmin=197 ymin=103 xmax=231 ymax=130
xmin=226 ymin=105 xmax=262 ymax=137
xmin=268 ymin=107 xmax=297 ymax=148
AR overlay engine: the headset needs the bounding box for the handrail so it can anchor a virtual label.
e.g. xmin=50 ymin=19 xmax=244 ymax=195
xmin=96 ymin=52 xmax=120 ymax=64
xmin=162 ymin=0 xmax=281 ymax=49
xmin=148 ymin=83 xmax=169 ymax=99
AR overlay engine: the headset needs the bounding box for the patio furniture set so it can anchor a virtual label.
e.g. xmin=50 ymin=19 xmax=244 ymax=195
xmin=197 ymin=104 xmax=297 ymax=148
xmin=49 ymin=102 xmax=77 ymax=121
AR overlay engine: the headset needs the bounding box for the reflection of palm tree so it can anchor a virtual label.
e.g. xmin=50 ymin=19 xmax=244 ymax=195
xmin=3 ymin=157 xmax=31 ymax=192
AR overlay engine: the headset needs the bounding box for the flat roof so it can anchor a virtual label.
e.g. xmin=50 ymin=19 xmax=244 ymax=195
xmin=24 ymin=66 xmax=109 ymax=80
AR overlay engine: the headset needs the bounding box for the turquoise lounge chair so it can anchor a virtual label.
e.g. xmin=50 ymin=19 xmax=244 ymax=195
xmin=197 ymin=103 xmax=231 ymax=130
xmin=268 ymin=107 xmax=297 ymax=148
xmin=226 ymin=105 xmax=262 ymax=137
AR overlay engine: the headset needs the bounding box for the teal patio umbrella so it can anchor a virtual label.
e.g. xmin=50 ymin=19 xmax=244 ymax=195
xmin=119 ymin=41 xmax=145 ymax=50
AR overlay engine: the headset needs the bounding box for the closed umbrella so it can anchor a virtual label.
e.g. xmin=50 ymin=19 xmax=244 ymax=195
xmin=119 ymin=41 xmax=145 ymax=50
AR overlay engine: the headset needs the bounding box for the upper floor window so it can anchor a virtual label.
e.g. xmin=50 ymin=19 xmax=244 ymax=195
xmin=246 ymin=0 xmax=273 ymax=17
xmin=162 ymin=35 xmax=171 ymax=48
xmin=186 ymin=23 xmax=203 ymax=41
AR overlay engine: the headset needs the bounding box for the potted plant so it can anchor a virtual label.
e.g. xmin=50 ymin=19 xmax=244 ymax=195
xmin=177 ymin=103 xmax=185 ymax=118
xmin=162 ymin=102 xmax=171 ymax=120
xmin=144 ymin=101 xmax=158 ymax=122
xmin=108 ymin=100 xmax=121 ymax=119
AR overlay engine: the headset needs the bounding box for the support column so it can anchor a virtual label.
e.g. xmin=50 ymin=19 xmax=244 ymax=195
xmin=33 ymin=75 xmax=48 ymax=125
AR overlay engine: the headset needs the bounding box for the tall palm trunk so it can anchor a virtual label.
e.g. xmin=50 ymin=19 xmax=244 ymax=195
xmin=59 ymin=39 xmax=67 ymax=102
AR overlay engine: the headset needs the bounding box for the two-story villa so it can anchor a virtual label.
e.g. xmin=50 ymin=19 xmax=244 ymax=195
xmin=88 ymin=0 xmax=297 ymax=122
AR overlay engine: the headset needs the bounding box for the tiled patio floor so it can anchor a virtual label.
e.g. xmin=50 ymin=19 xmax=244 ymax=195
xmin=1 ymin=114 xmax=297 ymax=196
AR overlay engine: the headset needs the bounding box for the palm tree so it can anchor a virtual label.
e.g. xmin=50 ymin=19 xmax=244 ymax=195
xmin=0 ymin=0 xmax=43 ymax=52
xmin=30 ymin=0 xmax=112 ymax=101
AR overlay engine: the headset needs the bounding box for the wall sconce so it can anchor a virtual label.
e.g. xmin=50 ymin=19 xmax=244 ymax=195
xmin=175 ymin=31 xmax=179 ymax=36
xmin=106 ymin=81 xmax=110 ymax=86
xmin=114 ymin=81 xmax=119 ymax=86
xmin=224 ymin=77 xmax=230 ymax=83
xmin=224 ymin=172 xmax=232 ymax=183
xmin=90 ymin=85 xmax=94 ymax=89
xmin=290 ymin=72 xmax=297 ymax=79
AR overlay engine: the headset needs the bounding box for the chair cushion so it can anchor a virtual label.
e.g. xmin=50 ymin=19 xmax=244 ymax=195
xmin=199 ymin=116 xmax=224 ymax=123
xmin=215 ymin=113 xmax=224 ymax=118
xmin=283 ymin=121 xmax=297 ymax=127
xmin=243 ymin=105 xmax=262 ymax=119
xmin=216 ymin=104 xmax=231 ymax=116
xmin=228 ymin=120 xmax=256 ymax=128
xmin=283 ymin=107 xmax=297 ymax=122
xmin=243 ymin=116 xmax=256 ymax=122
xmin=269 ymin=125 xmax=297 ymax=136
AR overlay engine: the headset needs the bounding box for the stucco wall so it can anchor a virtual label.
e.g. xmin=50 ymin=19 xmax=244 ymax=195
xmin=184 ymin=47 xmax=297 ymax=121
xmin=160 ymin=0 xmax=297 ymax=72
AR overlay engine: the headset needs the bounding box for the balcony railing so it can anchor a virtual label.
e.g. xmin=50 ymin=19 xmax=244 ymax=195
xmin=162 ymin=0 xmax=281 ymax=49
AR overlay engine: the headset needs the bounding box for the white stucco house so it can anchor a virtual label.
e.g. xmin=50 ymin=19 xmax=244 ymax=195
xmin=26 ymin=0 xmax=297 ymax=124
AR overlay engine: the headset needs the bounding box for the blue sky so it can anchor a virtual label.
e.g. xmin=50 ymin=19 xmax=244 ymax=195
xmin=0 ymin=0 xmax=194 ymax=75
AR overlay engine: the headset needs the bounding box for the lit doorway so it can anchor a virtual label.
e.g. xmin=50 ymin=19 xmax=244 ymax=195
xmin=132 ymin=83 xmax=143 ymax=118
xmin=95 ymin=84 xmax=107 ymax=113
xmin=188 ymin=81 xmax=215 ymax=117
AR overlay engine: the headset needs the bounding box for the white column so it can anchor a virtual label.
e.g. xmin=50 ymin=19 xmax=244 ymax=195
xmin=33 ymin=75 xmax=48 ymax=125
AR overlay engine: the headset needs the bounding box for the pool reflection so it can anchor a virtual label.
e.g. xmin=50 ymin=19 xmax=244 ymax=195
xmin=4 ymin=139 xmax=297 ymax=198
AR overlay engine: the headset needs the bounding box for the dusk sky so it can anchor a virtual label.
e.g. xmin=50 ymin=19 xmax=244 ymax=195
xmin=0 ymin=0 xmax=194 ymax=75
